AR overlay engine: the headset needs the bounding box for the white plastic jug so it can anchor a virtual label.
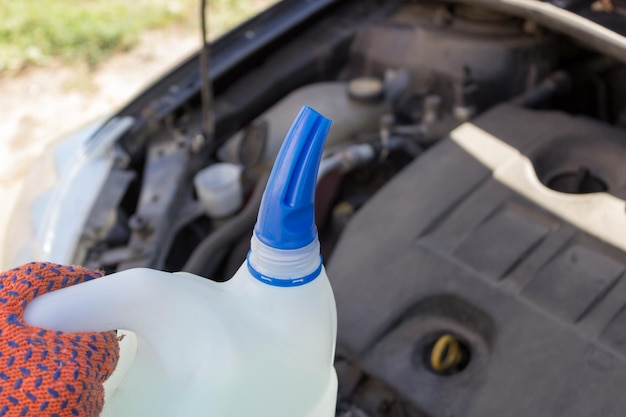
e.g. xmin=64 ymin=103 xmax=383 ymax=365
xmin=24 ymin=106 xmax=338 ymax=417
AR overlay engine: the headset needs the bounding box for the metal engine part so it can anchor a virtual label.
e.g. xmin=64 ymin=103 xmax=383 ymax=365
xmin=328 ymin=103 xmax=626 ymax=416
xmin=347 ymin=3 xmax=559 ymax=116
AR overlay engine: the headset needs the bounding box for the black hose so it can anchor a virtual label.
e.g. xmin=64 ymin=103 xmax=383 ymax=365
xmin=183 ymin=171 xmax=270 ymax=277
xmin=388 ymin=136 xmax=423 ymax=158
xmin=512 ymin=71 xmax=571 ymax=108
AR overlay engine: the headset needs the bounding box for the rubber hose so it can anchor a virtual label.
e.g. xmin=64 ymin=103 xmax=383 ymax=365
xmin=512 ymin=71 xmax=571 ymax=108
xmin=388 ymin=136 xmax=423 ymax=158
xmin=183 ymin=171 xmax=270 ymax=277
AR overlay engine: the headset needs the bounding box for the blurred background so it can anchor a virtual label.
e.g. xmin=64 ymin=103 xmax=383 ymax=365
xmin=0 ymin=0 xmax=277 ymax=243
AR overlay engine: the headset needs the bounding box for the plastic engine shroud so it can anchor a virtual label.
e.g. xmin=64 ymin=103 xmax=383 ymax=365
xmin=328 ymin=103 xmax=626 ymax=417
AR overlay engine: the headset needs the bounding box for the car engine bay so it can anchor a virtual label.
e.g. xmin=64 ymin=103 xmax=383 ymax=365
xmin=71 ymin=1 xmax=626 ymax=415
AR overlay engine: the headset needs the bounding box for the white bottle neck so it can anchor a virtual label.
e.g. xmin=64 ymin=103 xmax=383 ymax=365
xmin=247 ymin=234 xmax=322 ymax=286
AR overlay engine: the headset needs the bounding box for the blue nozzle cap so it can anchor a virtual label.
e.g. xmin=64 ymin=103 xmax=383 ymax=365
xmin=253 ymin=106 xmax=331 ymax=250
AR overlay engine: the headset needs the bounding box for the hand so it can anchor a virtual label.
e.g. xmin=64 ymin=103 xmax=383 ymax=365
xmin=0 ymin=262 xmax=119 ymax=417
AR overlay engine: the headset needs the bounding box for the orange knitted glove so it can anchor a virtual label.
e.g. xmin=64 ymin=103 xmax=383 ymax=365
xmin=0 ymin=262 xmax=119 ymax=417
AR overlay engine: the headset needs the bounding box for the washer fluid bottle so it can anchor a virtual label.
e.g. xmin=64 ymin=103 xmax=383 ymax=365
xmin=24 ymin=106 xmax=338 ymax=417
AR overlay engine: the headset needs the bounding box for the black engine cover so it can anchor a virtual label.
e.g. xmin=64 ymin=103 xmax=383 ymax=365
xmin=328 ymin=104 xmax=626 ymax=417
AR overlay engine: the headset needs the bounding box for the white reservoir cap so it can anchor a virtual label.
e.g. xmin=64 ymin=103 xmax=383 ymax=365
xmin=194 ymin=162 xmax=243 ymax=218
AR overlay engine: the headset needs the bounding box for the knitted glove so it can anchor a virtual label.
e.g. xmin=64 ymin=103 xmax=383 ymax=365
xmin=0 ymin=262 xmax=119 ymax=416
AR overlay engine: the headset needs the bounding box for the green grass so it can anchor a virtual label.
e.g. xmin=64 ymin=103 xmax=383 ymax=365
xmin=208 ymin=0 xmax=278 ymax=37
xmin=0 ymin=0 xmax=278 ymax=73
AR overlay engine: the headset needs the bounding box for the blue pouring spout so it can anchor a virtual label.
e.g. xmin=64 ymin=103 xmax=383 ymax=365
xmin=254 ymin=106 xmax=331 ymax=250
xmin=247 ymin=106 xmax=331 ymax=286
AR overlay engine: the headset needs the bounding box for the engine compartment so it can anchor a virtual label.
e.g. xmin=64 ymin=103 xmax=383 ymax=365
xmin=75 ymin=1 xmax=626 ymax=415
